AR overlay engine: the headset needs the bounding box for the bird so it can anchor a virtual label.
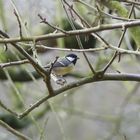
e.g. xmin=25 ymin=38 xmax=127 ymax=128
xmin=44 ymin=53 xmax=79 ymax=76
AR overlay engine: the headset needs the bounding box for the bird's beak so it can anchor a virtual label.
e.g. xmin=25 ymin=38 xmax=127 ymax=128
xmin=77 ymin=57 xmax=80 ymax=59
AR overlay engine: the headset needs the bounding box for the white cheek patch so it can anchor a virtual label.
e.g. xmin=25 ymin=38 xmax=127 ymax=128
xmin=66 ymin=57 xmax=75 ymax=62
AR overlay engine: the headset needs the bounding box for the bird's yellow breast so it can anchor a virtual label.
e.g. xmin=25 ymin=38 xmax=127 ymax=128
xmin=52 ymin=64 xmax=74 ymax=76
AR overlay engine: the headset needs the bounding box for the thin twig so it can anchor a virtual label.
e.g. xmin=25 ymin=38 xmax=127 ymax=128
xmin=0 ymin=120 xmax=31 ymax=140
xmin=38 ymin=14 xmax=68 ymax=34
xmin=117 ymin=5 xmax=135 ymax=61
xmin=20 ymin=42 xmax=140 ymax=56
xmin=14 ymin=9 xmax=23 ymax=38
xmin=102 ymin=4 xmax=135 ymax=73
xmin=121 ymin=0 xmax=140 ymax=6
xmin=18 ymin=95 xmax=50 ymax=119
xmin=20 ymin=42 xmax=107 ymax=52
xmin=0 ymin=100 xmax=18 ymax=117
xmin=0 ymin=35 xmax=8 ymax=51
xmin=0 ymin=59 xmax=29 ymax=68
xmin=48 ymin=56 xmax=59 ymax=75
xmin=76 ymin=0 xmax=136 ymax=22
xmin=39 ymin=118 xmax=48 ymax=140
xmin=43 ymin=57 xmax=58 ymax=96
xmin=35 ymin=44 xmax=107 ymax=52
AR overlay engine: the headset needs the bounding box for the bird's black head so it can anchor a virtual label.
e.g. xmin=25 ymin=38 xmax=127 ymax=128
xmin=66 ymin=53 xmax=79 ymax=65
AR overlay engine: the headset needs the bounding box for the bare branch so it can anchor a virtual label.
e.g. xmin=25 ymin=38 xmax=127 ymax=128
xmin=14 ymin=9 xmax=23 ymax=38
xmin=18 ymin=72 xmax=140 ymax=119
xmin=102 ymin=4 xmax=135 ymax=73
xmin=76 ymin=0 xmax=136 ymax=21
xmin=18 ymin=95 xmax=50 ymax=119
xmin=35 ymin=43 xmax=140 ymax=57
xmin=121 ymin=0 xmax=140 ymax=6
xmin=0 ymin=20 xmax=140 ymax=43
xmin=0 ymin=100 xmax=18 ymax=117
xmin=0 ymin=59 xmax=29 ymax=68
xmin=0 ymin=120 xmax=31 ymax=140
xmin=38 ymin=14 xmax=68 ymax=34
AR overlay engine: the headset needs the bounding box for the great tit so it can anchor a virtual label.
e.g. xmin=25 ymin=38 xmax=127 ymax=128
xmin=44 ymin=53 xmax=79 ymax=76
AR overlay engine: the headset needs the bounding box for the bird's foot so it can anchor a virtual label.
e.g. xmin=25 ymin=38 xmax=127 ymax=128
xmin=56 ymin=77 xmax=67 ymax=85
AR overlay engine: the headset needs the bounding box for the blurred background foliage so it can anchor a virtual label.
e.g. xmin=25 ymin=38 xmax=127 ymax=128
xmin=0 ymin=0 xmax=140 ymax=140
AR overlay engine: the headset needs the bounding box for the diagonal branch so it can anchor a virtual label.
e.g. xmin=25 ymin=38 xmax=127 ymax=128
xmin=0 ymin=120 xmax=31 ymax=140
xmin=38 ymin=14 xmax=68 ymax=34
xmin=102 ymin=4 xmax=135 ymax=73
xmin=0 ymin=30 xmax=55 ymax=97
xmin=0 ymin=30 xmax=46 ymax=77
xmin=62 ymin=0 xmax=96 ymax=74
xmin=18 ymin=72 xmax=140 ymax=119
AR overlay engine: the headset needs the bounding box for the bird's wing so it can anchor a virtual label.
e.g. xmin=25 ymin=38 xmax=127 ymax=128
xmin=44 ymin=58 xmax=70 ymax=69
xmin=53 ymin=58 xmax=70 ymax=67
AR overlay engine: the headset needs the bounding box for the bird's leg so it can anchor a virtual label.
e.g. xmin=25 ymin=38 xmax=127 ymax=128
xmin=51 ymin=73 xmax=67 ymax=85
xmin=58 ymin=75 xmax=67 ymax=84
